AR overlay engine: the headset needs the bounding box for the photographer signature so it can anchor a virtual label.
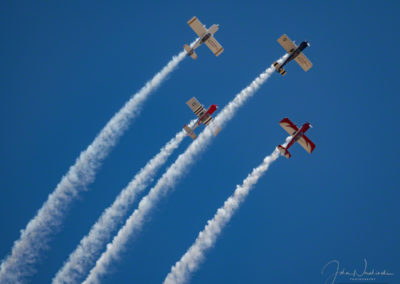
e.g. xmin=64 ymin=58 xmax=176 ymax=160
xmin=321 ymin=259 xmax=394 ymax=284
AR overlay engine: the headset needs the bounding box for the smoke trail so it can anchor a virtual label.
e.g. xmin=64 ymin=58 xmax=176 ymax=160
xmin=0 ymin=50 xmax=187 ymax=283
xmin=82 ymin=55 xmax=288 ymax=284
xmin=53 ymin=127 xmax=189 ymax=284
xmin=163 ymin=137 xmax=291 ymax=284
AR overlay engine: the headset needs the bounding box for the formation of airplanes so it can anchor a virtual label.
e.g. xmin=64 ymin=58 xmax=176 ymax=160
xmin=182 ymin=17 xmax=316 ymax=159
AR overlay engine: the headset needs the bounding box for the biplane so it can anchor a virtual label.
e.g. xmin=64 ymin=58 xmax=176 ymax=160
xmin=184 ymin=16 xmax=224 ymax=59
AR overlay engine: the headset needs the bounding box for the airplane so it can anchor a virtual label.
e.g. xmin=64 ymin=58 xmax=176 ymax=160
xmin=273 ymin=34 xmax=312 ymax=76
xmin=183 ymin=97 xmax=221 ymax=139
xmin=184 ymin=16 xmax=224 ymax=59
xmin=277 ymin=117 xmax=316 ymax=159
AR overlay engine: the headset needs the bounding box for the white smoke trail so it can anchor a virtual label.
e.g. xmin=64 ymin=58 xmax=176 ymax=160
xmin=0 ymin=50 xmax=187 ymax=283
xmin=53 ymin=130 xmax=186 ymax=283
xmin=82 ymin=55 xmax=288 ymax=284
xmin=52 ymin=128 xmax=189 ymax=284
xmin=163 ymin=137 xmax=291 ymax=284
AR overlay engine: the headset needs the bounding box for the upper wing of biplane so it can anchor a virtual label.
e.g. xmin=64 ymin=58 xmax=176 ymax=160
xmin=277 ymin=34 xmax=297 ymax=53
xmin=187 ymin=16 xmax=207 ymax=37
xmin=279 ymin=117 xmax=299 ymax=136
xmin=205 ymin=36 xmax=224 ymax=56
xmin=294 ymin=52 xmax=313 ymax=71
xmin=186 ymin=97 xmax=206 ymax=118
xmin=297 ymin=135 xmax=316 ymax=153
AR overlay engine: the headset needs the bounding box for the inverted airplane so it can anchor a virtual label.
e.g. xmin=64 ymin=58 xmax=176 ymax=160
xmin=273 ymin=34 xmax=312 ymax=76
xmin=277 ymin=117 xmax=315 ymax=158
xmin=183 ymin=97 xmax=221 ymax=139
xmin=184 ymin=16 xmax=224 ymax=59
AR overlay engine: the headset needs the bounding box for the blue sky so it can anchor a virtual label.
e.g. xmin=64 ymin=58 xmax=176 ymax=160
xmin=1 ymin=1 xmax=399 ymax=283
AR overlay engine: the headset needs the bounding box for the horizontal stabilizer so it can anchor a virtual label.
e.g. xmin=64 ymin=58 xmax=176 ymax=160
xmin=183 ymin=125 xmax=197 ymax=139
xmin=190 ymin=51 xmax=198 ymax=60
xmin=277 ymin=145 xmax=291 ymax=159
xmin=273 ymin=62 xmax=286 ymax=76
xmin=184 ymin=44 xmax=198 ymax=59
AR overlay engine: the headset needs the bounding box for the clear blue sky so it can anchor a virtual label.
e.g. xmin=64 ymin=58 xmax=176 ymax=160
xmin=1 ymin=1 xmax=399 ymax=283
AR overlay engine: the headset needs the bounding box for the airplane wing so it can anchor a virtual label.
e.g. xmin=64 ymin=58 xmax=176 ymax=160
xmin=205 ymin=36 xmax=224 ymax=56
xmin=186 ymin=97 xmax=206 ymax=118
xmin=279 ymin=117 xmax=299 ymax=136
xmin=297 ymin=134 xmax=316 ymax=154
xmin=277 ymin=34 xmax=297 ymax=53
xmin=187 ymin=16 xmax=207 ymax=37
xmin=294 ymin=53 xmax=313 ymax=71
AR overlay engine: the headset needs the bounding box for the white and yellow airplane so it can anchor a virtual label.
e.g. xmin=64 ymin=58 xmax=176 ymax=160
xmin=273 ymin=34 xmax=312 ymax=75
xmin=184 ymin=16 xmax=224 ymax=59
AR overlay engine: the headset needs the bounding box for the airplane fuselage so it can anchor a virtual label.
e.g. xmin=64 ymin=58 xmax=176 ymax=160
xmin=189 ymin=33 xmax=210 ymax=51
xmin=192 ymin=34 xmax=208 ymax=50
xmin=286 ymin=122 xmax=311 ymax=150
xmin=196 ymin=104 xmax=217 ymax=126
xmin=192 ymin=24 xmax=219 ymax=50
xmin=201 ymin=33 xmax=211 ymax=43
xmin=279 ymin=41 xmax=310 ymax=70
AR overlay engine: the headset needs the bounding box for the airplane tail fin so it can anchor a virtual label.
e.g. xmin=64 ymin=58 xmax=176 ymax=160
xmin=183 ymin=125 xmax=197 ymax=139
xmin=184 ymin=44 xmax=198 ymax=60
xmin=273 ymin=62 xmax=286 ymax=76
xmin=277 ymin=145 xmax=291 ymax=159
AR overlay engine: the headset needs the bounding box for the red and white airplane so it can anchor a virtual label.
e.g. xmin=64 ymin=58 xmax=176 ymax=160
xmin=277 ymin=117 xmax=316 ymax=158
xmin=183 ymin=97 xmax=221 ymax=139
